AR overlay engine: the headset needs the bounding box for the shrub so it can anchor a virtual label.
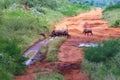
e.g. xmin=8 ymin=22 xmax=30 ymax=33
xmin=82 ymin=59 xmax=120 ymax=80
xmin=0 ymin=37 xmax=27 ymax=76
xmin=103 ymin=4 xmax=120 ymax=12
xmin=0 ymin=8 xmax=3 ymax=24
xmin=0 ymin=71 xmax=13 ymax=80
xmin=84 ymin=38 xmax=120 ymax=62
xmin=0 ymin=0 xmax=14 ymax=9
xmin=58 ymin=2 xmax=90 ymax=16
xmin=103 ymin=4 xmax=120 ymax=27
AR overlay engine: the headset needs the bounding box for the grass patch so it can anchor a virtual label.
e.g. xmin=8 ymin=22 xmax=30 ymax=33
xmin=82 ymin=57 xmax=120 ymax=80
xmin=35 ymin=72 xmax=64 ymax=80
xmin=58 ymin=2 xmax=90 ymax=16
xmin=45 ymin=37 xmax=66 ymax=62
xmin=103 ymin=5 xmax=120 ymax=27
xmin=82 ymin=38 xmax=120 ymax=80
xmin=84 ymin=38 xmax=120 ymax=62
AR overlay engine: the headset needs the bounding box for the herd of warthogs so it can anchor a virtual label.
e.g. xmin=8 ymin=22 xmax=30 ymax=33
xmin=40 ymin=28 xmax=93 ymax=39
xmin=49 ymin=29 xmax=93 ymax=38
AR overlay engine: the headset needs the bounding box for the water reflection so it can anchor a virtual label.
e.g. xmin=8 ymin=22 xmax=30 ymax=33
xmin=78 ymin=42 xmax=98 ymax=47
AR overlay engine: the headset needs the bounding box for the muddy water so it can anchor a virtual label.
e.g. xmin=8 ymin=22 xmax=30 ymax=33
xmin=23 ymin=40 xmax=46 ymax=66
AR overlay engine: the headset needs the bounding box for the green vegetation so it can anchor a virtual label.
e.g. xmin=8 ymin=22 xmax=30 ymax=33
xmin=103 ymin=4 xmax=120 ymax=12
xmin=82 ymin=38 xmax=120 ymax=80
xmin=84 ymin=38 xmax=120 ymax=62
xmin=0 ymin=0 xmax=91 ymax=79
xmin=57 ymin=2 xmax=90 ymax=16
xmin=0 ymin=0 xmax=90 ymax=50
xmin=35 ymin=72 xmax=64 ymax=80
xmin=39 ymin=37 xmax=66 ymax=62
xmin=103 ymin=4 xmax=120 ymax=27
xmin=0 ymin=37 xmax=27 ymax=80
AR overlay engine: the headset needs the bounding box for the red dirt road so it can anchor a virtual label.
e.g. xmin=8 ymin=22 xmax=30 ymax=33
xmin=56 ymin=8 xmax=120 ymax=80
xmin=14 ymin=8 xmax=120 ymax=80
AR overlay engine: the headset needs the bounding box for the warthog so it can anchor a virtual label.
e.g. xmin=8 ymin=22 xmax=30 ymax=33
xmin=83 ymin=29 xmax=93 ymax=36
xmin=50 ymin=30 xmax=70 ymax=38
xmin=39 ymin=32 xmax=46 ymax=39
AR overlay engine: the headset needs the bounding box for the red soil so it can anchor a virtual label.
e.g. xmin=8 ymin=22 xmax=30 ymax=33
xmin=56 ymin=8 xmax=120 ymax=80
xmin=14 ymin=8 xmax=120 ymax=80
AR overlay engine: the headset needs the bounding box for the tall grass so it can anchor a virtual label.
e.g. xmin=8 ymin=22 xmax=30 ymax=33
xmin=0 ymin=37 xmax=27 ymax=80
xmin=103 ymin=4 xmax=120 ymax=12
xmin=82 ymin=38 xmax=120 ymax=80
xmin=57 ymin=2 xmax=90 ymax=16
xmin=1 ymin=5 xmax=63 ymax=50
xmin=103 ymin=4 xmax=120 ymax=27
xmin=45 ymin=37 xmax=66 ymax=62
xmin=82 ymin=59 xmax=120 ymax=80
xmin=84 ymin=38 xmax=120 ymax=62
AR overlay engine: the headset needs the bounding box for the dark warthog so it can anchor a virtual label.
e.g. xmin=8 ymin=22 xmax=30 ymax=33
xmin=39 ymin=32 xmax=46 ymax=39
xmin=49 ymin=30 xmax=70 ymax=38
xmin=83 ymin=29 xmax=93 ymax=36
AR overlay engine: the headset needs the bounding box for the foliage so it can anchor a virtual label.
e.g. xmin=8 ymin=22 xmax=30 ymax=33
xmin=20 ymin=0 xmax=68 ymax=10
xmin=103 ymin=4 xmax=120 ymax=27
xmin=57 ymin=2 xmax=90 ymax=16
xmin=1 ymin=8 xmax=54 ymax=50
xmin=82 ymin=53 xmax=120 ymax=80
xmin=35 ymin=72 xmax=64 ymax=80
xmin=39 ymin=45 xmax=47 ymax=54
xmin=0 ymin=8 xmax=3 ymax=24
xmin=84 ymin=38 xmax=120 ymax=63
xmin=0 ymin=70 xmax=13 ymax=80
xmin=0 ymin=0 xmax=13 ymax=9
xmin=82 ymin=38 xmax=120 ymax=80
xmin=70 ymin=0 xmax=120 ymax=7
xmin=0 ymin=37 xmax=27 ymax=80
xmin=103 ymin=4 xmax=120 ymax=12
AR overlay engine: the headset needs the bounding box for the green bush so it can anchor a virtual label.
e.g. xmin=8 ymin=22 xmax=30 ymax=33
xmin=82 ymin=59 xmax=120 ymax=80
xmin=0 ymin=8 xmax=3 ymax=24
xmin=58 ymin=2 xmax=90 ymax=16
xmin=103 ymin=4 xmax=120 ymax=12
xmin=0 ymin=71 xmax=13 ymax=80
xmin=84 ymin=38 xmax=120 ymax=62
xmin=103 ymin=4 xmax=120 ymax=27
xmin=0 ymin=37 xmax=27 ymax=76
xmin=20 ymin=0 xmax=58 ymax=9
xmin=0 ymin=0 xmax=14 ymax=9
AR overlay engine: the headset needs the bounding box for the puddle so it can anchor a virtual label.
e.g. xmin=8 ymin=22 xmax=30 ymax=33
xmin=78 ymin=42 xmax=98 ymax=47
xmin=24 ymin=50 xmax=38 ymax=66
xmin=23 ymin=40 xmax=46 ymax=66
